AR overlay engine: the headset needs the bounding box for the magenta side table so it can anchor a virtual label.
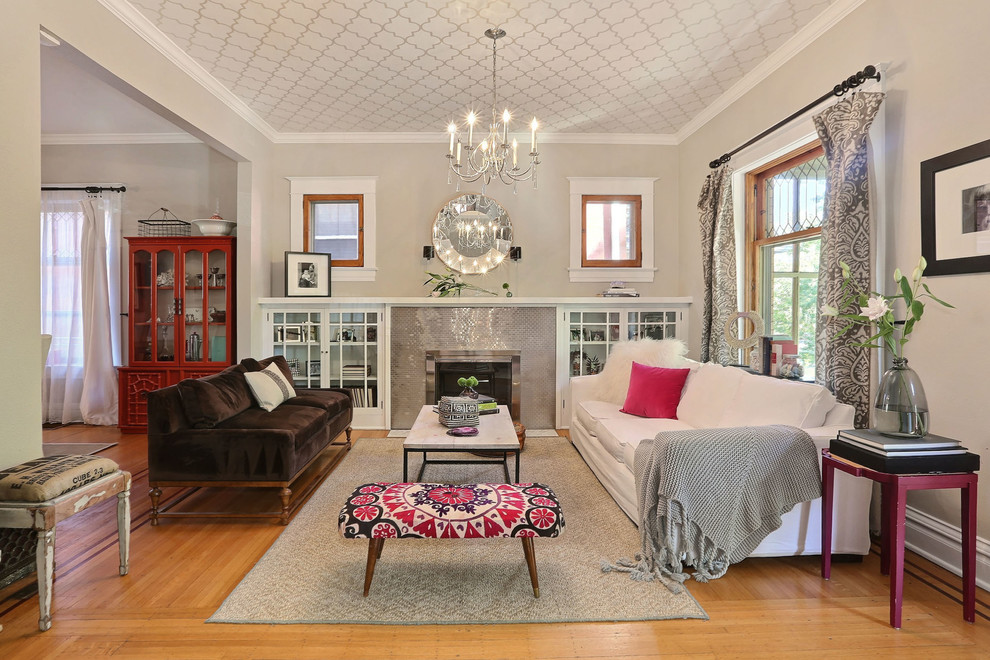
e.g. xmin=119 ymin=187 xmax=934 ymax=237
xmin=821 ymin=449 xmax=978 ymax=629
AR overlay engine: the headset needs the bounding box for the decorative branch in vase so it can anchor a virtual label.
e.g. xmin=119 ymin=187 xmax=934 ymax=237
xmin=822 ymin=256 xmax=953 ymax=437
xmin=424 ymin=269 xmax=512 ymax=297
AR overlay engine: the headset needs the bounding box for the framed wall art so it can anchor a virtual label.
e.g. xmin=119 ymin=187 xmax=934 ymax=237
xmin=285 ymin=251 xmax=331 ymax=296
xmin=921 ymin=138 xmax=990 ymax=275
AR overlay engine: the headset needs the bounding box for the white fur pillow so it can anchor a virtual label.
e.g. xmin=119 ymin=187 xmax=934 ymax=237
xmin=592 ymin=338 xmax=690 ymax=405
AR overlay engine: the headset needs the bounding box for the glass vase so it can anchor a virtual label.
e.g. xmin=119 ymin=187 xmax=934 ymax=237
xmin=872 ymin=357 xmax=929 ymax=438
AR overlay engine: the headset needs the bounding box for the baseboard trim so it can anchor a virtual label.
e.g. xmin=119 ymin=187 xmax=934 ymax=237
xmin=905 ymin=505 xmax=990 ymax=591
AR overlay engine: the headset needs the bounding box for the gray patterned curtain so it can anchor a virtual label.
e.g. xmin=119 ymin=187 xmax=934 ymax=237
xmin=698 ymin=164 xmax=737 ymax=364
xmin=814 ymin=91 xmax=885 ymax=427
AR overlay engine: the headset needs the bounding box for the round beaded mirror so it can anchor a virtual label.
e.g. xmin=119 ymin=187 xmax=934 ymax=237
xmin=432 ymin=194 xmax=512 ymax=274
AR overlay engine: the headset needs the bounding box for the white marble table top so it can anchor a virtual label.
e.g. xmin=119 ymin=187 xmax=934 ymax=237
xmin=404 ymin=405 xmax=518 ymax=451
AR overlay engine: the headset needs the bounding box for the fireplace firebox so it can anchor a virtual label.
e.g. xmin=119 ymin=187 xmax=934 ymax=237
xmin=426 ymin=350 xmax=521 ymax=420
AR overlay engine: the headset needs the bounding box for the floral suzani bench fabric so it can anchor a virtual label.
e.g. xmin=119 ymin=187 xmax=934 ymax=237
xmin=338 ymin=482 xmax=564 ymax=539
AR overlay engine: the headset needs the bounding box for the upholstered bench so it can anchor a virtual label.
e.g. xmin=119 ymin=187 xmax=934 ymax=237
xmin=339 ymin=481 xmax=563 ymax=597
xmin=0 ymin=454 xmax=131 ymax=631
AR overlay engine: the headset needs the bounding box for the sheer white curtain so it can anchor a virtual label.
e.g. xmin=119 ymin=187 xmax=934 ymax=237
xmin=41 ymin=190 xmax=121 ymax=424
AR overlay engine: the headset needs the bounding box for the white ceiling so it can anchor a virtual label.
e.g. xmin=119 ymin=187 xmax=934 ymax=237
xmin=44 ymin=0 xmax=854 ymax=140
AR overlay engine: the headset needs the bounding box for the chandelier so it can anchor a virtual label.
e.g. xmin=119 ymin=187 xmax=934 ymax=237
xmin=445 ymin=28 xmax=540 ymax=193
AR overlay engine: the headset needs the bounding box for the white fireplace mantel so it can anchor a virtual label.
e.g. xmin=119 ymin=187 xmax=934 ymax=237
xmin=258 ymin=296 xmax=693 ymax=307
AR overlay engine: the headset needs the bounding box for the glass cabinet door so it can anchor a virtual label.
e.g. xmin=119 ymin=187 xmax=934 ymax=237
xmin=271 ymin=311 xmax=322 ymax=388
xmin=567 ymin=310 xmax=619 ymax=376
xmin=154 ymin=249 xmax=176 ymax=362
xmin=205 ymin=248 xmax=230 ymax=363
xmin=131 ymin=249 xmax=153 ymax=362
xmin=328 ymin=311 xmax=378 ymax=407
xmin=181 ymin=248 xmax=206 ymax=363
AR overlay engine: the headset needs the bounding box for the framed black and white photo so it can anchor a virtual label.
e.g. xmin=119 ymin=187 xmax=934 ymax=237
xmin=921 ymin=138 xmax=990 ymax=275
xmin=285 ymin=251 xmax=331 ymax=296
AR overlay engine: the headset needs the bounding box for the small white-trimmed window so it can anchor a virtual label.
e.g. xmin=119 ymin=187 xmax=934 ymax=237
xmin=303 ymin=194 xmax=363 ymax=267
xmin=289 ymin=177 xmax=377 ymax=282
xmin=568 ymin=177 xmax=656 ymax=282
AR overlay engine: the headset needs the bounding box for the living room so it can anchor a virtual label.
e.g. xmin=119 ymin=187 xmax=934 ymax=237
xmin=3 ymin=0 xmax=989 ymax=655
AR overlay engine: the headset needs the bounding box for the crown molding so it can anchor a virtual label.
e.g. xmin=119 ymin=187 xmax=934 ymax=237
xmin=272 ymin=131 xmax=677 ymax=145
xmin=96 ymin=0 xmax=279 ymax=142
xmin=675 ymin=0 xmax=868 ymax=143
xmin=42 ymin=132 xmax=201 ymax=145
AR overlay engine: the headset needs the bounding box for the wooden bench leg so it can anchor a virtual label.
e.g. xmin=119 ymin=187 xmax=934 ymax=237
xmin=279 ymin=487 xmax=292 ymax=525
xmin=118 ymin=485 xmax=131 ymax=576
xmin=149 ymin=487 xmax=162 ymax=526
xmin=36 ymin=527 xmax=55 ymax=631
xmin=364 ymin=538 xmax=385 ymax=597
xmin=521 ymin=537 xmax=540 ymax=598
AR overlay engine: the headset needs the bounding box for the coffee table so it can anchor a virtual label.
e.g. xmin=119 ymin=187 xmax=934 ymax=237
xmin=403 ymin=405 xmax=520 ymax=482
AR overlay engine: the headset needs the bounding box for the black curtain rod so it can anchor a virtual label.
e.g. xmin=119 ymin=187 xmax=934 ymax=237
xmin=708 ymin=64 xmax=881 ymax=169
xmin=41 ymin=185 xmax=126 ymax=193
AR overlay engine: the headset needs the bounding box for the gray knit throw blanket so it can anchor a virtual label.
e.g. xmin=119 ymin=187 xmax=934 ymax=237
xmin=603 ymin=425 xmax=821 ymax=593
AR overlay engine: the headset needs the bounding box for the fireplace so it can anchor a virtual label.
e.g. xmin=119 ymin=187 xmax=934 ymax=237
xmin=426 ymin=350 xmax=521 ymax=420
xmin=389 ymin=306 xmax=556 ymax=429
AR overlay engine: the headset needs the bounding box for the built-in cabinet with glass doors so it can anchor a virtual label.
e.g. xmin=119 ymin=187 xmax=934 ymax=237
xmin=118 ymin=236 xmax=235 ymax=432
xmin=565 ymin=308 xmax=683 ymax=377
xmin=264 ymin=306 xmax=383 ymax=428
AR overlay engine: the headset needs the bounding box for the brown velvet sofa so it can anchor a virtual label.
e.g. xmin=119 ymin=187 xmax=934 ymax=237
xmin=146 ymin=355 xmax=352 ymax=525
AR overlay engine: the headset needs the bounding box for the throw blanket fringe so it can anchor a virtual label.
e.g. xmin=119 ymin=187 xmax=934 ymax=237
xmin=604 ymin=425 xmax=821 ymax=593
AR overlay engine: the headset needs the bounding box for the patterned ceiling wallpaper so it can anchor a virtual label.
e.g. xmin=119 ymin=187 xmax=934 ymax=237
xmin=124 ymin=0 xmax=837 ymax=134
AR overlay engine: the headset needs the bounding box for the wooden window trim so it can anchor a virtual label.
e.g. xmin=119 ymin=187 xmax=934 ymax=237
xmin=581 ymin=194 xmax=642 ymax=268
xmin=744 ymin=141 xmax=823 ymax=316
xmin=303 ymin=194 xmax=364 ymax=267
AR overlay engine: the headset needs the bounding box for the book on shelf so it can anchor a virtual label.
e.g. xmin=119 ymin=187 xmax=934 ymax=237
xmin=829 ymin=437 xmax=980 ymax=474
xmin=602 ymin=291 xmax=640 ymax=297
xmin=837 ymin=428 xmax=961 ymax=452
xmin=342 ymin=364 xmax=372 ymax=378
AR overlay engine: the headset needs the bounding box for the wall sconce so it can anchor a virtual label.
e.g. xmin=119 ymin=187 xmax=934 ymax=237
xmin=509 ymin=246 xmax=522 ymax=261
xmin=422 ymin=246 xmax=435 ymax=260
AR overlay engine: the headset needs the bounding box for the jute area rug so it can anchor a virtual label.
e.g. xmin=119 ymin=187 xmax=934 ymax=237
xmin=208 ymin=436 xmax=707 ymax=625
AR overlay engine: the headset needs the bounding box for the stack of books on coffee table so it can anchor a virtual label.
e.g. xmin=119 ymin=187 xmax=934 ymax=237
xmin=830 ymin=428 xmax=980 ymax=474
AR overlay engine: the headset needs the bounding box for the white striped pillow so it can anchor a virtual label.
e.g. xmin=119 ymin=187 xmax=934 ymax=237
xmin=244 ymin=362 xmax=296 ymax=412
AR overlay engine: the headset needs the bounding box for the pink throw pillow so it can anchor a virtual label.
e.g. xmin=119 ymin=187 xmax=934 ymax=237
xmin=620 ymin=362 xmax=690 ymax=419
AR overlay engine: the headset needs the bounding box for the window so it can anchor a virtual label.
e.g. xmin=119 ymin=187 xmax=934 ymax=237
xmin=303 ymin=194 xmax=363 ymax=267
xmin=746 ymin=143 xmax=826 ymax=378
xmin=581 ymin=195 xmax=642 ymax=268
xmin=567 ymin=177 xmax=656 ymax=282
xmin=288 ymin=177 xmax=377 ymax=282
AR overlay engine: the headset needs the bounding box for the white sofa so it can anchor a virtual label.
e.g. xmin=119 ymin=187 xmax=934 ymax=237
xmin=568 ymin=350 xmax=872 ymax=556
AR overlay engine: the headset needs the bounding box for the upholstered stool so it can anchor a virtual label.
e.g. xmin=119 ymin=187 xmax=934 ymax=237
xmin=339 ymin=482 xmax=563 ymax=597
xmin=0 ymin=454 xmax=131 ymax=631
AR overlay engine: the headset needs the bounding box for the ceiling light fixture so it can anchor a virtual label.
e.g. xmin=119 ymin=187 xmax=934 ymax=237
xmin=445 ymin=28 xmax=540 ymax=194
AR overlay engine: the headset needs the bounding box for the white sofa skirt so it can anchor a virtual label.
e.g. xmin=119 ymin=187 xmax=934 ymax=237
xmin=569 ymin=414 xmax=872 ymax=556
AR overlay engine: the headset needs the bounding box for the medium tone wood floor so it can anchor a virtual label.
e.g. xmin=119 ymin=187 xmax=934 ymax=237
xmin=0 ymin=425 xmax=987 ymax=658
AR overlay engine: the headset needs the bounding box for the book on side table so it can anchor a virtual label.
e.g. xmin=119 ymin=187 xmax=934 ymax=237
xmin=830 ymin=428 xmax=980 ymax=474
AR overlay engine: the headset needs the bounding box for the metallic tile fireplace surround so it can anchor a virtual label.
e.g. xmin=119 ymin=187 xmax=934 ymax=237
xmin=390 ymin=306 xmax=556 ymax=429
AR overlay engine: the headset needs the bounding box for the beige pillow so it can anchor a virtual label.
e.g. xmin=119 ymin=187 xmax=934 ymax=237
xmin=244 ymin=362 xmax=296 ymax=412
xmin=591 ymin=338 xmax=689 ymax=405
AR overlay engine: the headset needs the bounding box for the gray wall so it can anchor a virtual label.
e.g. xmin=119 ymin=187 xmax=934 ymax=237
xmin=42 ymin=142 xmax=237 ymax=237
xmin=268 ymin=142 xmax=681 ymax=299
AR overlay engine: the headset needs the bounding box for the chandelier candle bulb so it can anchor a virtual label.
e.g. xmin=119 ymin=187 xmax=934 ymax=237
xmin=456 ymin=142 xmax=461 ymax=165
xmin=467 ymin=112 xmax=475 ymax=147
xmin=512 ymin=139 xmax=518 ymax=167
xmin=531 ymin=118 xmax=538 ymax=152
xmin=448 ymin=124 xmax=456 ymax=154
